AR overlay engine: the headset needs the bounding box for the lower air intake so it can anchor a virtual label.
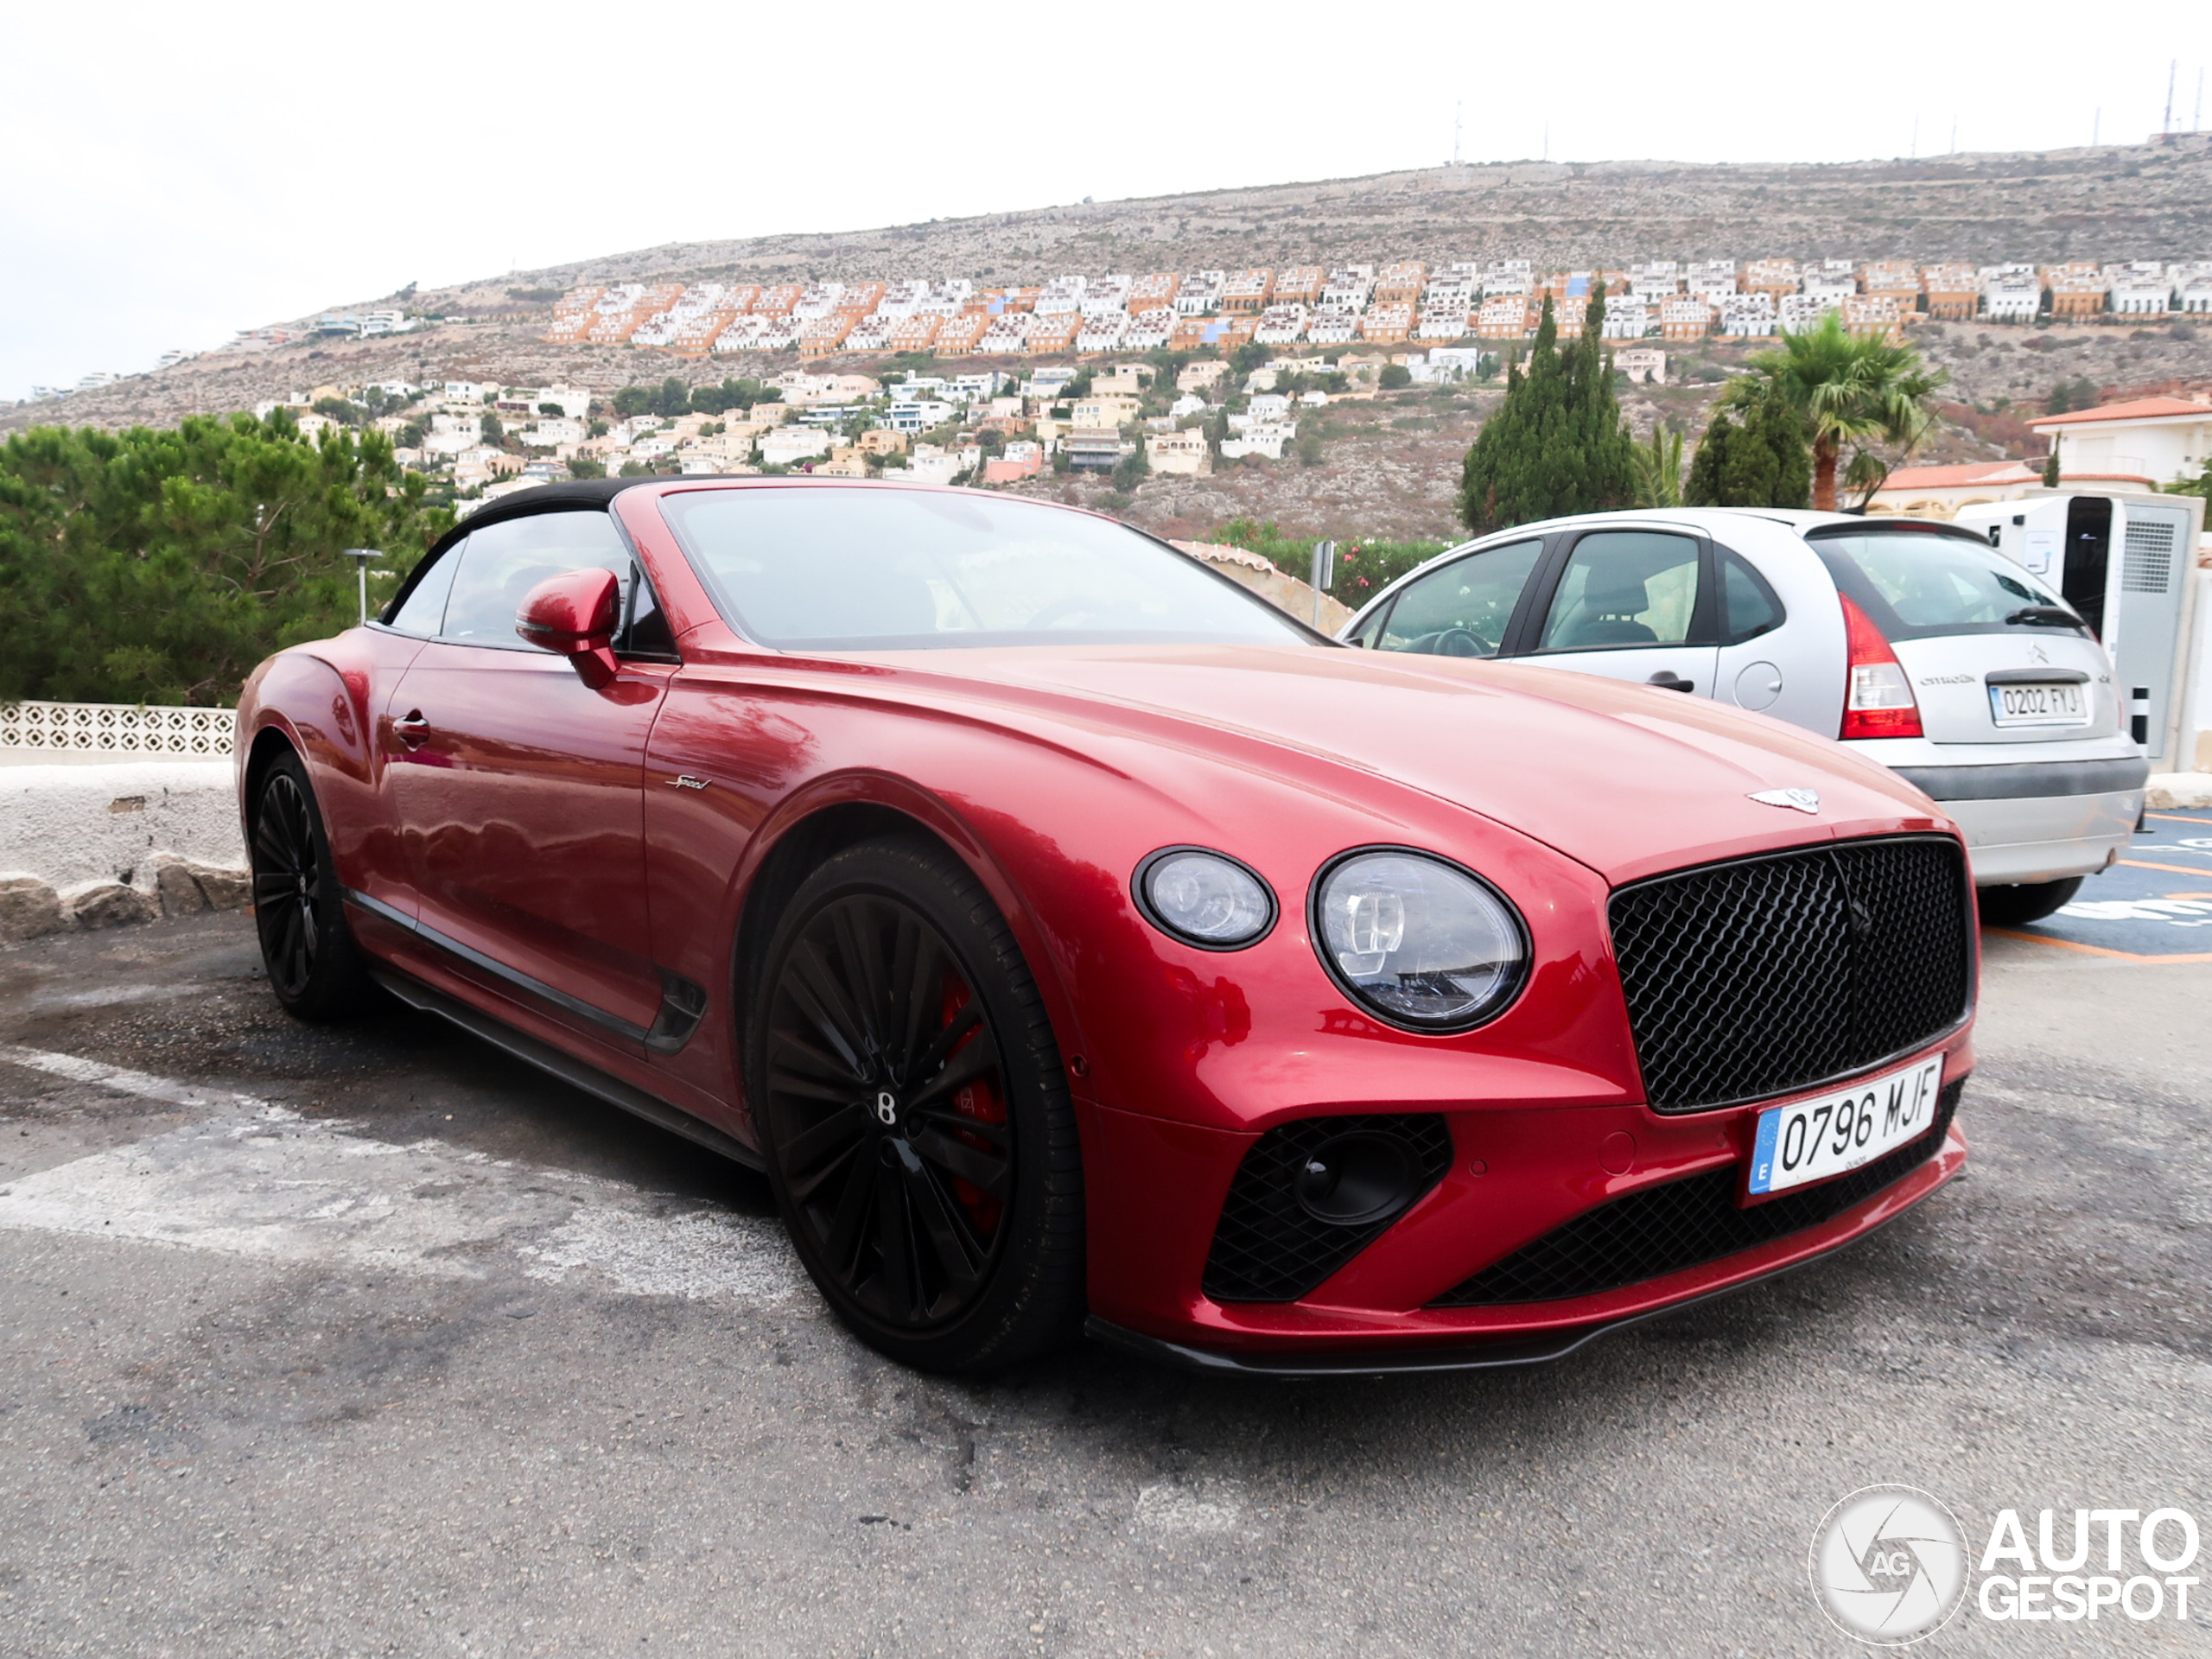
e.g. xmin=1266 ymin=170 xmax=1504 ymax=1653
xmin=1429 ymin=1082 xmax=1961 ymax=1307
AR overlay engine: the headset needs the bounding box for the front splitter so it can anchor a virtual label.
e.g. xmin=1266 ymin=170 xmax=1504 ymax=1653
xmin=1083 ymin=1202 xmax=1911 ymax=1378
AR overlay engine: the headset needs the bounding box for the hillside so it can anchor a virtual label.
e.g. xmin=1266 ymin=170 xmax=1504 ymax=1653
xmin=12 ymin=136 xmax=2212 ymax=437
xmin=9 ymin=137 xmax=2212 ymax=546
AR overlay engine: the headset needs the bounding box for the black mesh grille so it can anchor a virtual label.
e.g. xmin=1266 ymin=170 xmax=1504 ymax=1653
xmin=1609 ymin=836 xmax=1972 ymax=1113
xmin=1429 ymin=1081 xmax=1960 ymax=1307
xmin=1203 ymin=1115 xmax=1452 ymax=1304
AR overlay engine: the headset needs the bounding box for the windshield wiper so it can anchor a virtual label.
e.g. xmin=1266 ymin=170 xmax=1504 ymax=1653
xmin=2005 ymin=606 xmax=2080 ymax=628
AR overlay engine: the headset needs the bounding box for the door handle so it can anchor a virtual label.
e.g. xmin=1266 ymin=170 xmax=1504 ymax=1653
xmin=392 ymin=711 xmax=431 ymax=748
xmin=1647 ymin=671 xmax=1695 ymax=693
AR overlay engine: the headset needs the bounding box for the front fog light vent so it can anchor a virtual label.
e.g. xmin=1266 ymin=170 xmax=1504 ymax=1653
xmin=1203 ymin=1114 xmax=1452 ymax=1303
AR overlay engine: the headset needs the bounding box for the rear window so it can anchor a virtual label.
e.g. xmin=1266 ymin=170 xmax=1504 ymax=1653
xmin=660 ymin=486 xmax=1314 ymax=651
xmin=1808 ymin=528 xmax=2085 ymax=640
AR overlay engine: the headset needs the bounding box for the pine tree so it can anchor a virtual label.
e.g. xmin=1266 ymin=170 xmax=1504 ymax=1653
xmin=1457 ymin=286 xmax=1638 ymax=534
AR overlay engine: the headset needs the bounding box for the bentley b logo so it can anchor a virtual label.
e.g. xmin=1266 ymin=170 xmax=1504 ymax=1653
xmin=1750 ymin=788 xmax=1821 ymax=814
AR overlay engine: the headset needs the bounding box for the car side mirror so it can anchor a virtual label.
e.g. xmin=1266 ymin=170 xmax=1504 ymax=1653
xmin=517 ymin=568 xmax=620 ymax=687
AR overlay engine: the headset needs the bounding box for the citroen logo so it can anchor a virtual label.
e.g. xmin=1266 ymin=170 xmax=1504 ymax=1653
xmin=2029 ymin=643 xmax=2050 ymax=664
xmin=1750 ymin=788 xmax=1821 ymax=815
xmin=874 ymin=1090 xmax=899 ymax=1126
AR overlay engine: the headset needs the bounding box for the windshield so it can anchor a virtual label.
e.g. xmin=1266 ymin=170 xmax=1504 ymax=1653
xmin=1809 ymin=529 xmax=2086 ymax=640
xmin=661 ymin=486 xmax=1315 ymax=651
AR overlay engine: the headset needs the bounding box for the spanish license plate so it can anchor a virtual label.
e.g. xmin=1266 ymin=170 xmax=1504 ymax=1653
xmin=1745 ymin=1056 xmax=1945 ymax=1198
xmin=1988 ymin=680 xmax=2087 ymax=727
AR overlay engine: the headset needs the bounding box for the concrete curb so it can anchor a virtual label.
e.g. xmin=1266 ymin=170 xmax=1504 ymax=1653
xmin=2146 ymin=772 xmax=2212 ymax=810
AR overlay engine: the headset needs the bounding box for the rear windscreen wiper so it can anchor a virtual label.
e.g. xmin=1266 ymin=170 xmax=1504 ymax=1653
xmin=2005 ymin=606 xmax=2081 ymax=627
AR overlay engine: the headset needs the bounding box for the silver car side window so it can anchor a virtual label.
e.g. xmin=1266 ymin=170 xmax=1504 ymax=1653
xmin=1721 ymin=551 xmax=1785 ymax=645
xmin=1374 ymin=540 xmax=1544 ymax=658
xmin=1538 ymin=531 xmax=1702 ymax=652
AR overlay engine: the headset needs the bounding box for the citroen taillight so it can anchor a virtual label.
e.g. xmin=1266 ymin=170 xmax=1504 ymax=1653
xmin=1839 ymin=594 xmax=1923 ymax=740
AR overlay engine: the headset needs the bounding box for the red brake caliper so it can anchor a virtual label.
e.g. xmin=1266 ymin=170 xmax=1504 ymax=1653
xmin=941 ymin=974 xmax=1005 ymax=1237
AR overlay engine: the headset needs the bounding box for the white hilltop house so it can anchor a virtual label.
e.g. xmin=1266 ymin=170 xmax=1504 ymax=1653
xmin=2029 ymin=397 xmax=2212 ymax=487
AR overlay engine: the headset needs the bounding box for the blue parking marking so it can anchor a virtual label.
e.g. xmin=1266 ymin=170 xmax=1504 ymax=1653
xmin=1991 ymin=807 xmax=2212 ymax=962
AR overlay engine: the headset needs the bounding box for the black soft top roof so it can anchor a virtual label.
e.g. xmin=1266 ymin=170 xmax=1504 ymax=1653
xmin=423 ymin=477 xmax=658 ymax=560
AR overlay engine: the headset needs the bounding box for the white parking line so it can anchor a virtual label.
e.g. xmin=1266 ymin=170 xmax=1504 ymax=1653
xmin=0 ymin=1042 xmax=285 ymax=1115
xmin=0 ymin=1046 xmax=800 ymax=1304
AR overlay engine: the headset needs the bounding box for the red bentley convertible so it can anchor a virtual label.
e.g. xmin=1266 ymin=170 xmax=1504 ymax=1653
xmin=236 ymin=478 xmax=1975 ymax=1374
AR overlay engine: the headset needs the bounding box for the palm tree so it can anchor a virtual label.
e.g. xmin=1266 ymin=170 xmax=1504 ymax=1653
xmin=1741 ymin=315 xmax=1946 ymax=511
xmin=1630 ymin=423 xmax=1684 ymax=508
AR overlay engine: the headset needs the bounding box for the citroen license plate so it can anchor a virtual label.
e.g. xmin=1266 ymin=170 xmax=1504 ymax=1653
xmin=1988 ymin=681 xmax=2087 ymax=727
xmin=1745 ymin=1057 xmax=1945 ymax=1198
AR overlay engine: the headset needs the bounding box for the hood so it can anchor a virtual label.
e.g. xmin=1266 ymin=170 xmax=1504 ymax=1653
xmin=854 ymin=642 xmax=1943 ymax=883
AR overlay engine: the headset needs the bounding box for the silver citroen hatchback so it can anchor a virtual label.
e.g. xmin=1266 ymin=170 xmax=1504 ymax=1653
xmin=1338 ymin=508 xmax=2146 ymax=925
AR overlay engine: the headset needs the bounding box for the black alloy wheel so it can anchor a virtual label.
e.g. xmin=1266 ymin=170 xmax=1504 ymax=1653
xmin=254 ymin=770 xmax=322 ymax=999
xmin=751 ymin=837 xmax=1084 ymax=1372
xmin=251 ymin=753 xmax=373 ymax=1020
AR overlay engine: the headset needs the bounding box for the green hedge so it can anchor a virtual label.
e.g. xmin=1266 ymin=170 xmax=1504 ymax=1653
xmin=1213 ymin=518 xmax=1452 ymax=608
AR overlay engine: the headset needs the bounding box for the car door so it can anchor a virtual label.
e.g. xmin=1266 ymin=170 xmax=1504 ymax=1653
xmin=318 ymin=555 xmax=463 ymax=923
xmin=1351 ymin=536 xmax=1549 ymax=659
xmin=384 ymin=506 xmax=683 ymax=1046
xmin=1511 ymin=526 xmax=1719 ymax=698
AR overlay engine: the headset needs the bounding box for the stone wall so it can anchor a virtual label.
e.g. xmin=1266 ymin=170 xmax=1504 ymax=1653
xmin=0 ymin=760 xmax=248 ymax=941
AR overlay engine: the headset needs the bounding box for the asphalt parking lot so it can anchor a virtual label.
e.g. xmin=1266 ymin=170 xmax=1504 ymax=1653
xmin=1 ymin=894 xmax=2207 ymax=1657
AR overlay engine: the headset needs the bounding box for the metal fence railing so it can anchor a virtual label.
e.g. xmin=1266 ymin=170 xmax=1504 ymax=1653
xmin=0 ymin=700 xmax=236 ymax=759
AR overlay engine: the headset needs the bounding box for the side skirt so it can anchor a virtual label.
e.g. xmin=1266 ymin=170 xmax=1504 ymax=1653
xmin=344 ymin=887 xmax=704 ymax=1056
xmin=368 ymin=966 xmax=763 ymax=1171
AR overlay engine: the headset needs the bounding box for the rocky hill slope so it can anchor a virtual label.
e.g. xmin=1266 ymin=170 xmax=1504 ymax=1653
xmin=9 ymin=138 xmax=2211 ymax=545
xmin=14 ymin=136 xmax=2212 ymax=439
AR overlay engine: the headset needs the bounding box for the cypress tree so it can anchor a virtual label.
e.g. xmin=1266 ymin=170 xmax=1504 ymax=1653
xmin=1456 ymin=286 xmax=1639 ymax=535
xmin=1684 ymin=380 xmax=1811 ymax=508
xmin=1684 ymin=412 xmax=1732 ymax=505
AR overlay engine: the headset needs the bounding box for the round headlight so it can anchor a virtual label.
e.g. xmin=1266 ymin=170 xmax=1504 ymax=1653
xmin=1135 ymin=848 xmax=1276 ymax=949
xmin=1312 ymin=849 xmax=1527 ymax=1030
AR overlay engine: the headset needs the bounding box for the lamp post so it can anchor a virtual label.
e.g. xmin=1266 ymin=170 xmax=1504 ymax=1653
xmin=1309 ymin=540 xmax=1337 ymax=628
xmin=342 ymin=549 xmax=379 ymax=626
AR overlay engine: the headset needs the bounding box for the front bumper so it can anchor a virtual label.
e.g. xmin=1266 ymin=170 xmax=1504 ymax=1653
xmin=1082 ymin=1044 xmax=1971 ymax=1367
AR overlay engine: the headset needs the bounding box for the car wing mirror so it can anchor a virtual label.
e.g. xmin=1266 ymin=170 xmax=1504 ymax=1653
xmin=517 ymin=568 xmax=620 ymax=687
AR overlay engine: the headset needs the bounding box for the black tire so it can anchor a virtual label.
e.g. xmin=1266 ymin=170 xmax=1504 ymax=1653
xmin=1977 ymin=876 xmax=2085 ymax=928
xmin=747 ymin=836 xmax=1084 ymax=1373
xmin=251 ymin=751 xmax=377 ymax=1020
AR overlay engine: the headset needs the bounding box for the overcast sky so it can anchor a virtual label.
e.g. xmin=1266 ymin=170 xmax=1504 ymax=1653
xmin=2 ymin=2 xmax=2202 ymax=402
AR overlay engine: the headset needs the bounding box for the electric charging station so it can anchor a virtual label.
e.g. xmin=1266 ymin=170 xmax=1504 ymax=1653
xmin=1953 ymin=490 xmax=2206 ymax=769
